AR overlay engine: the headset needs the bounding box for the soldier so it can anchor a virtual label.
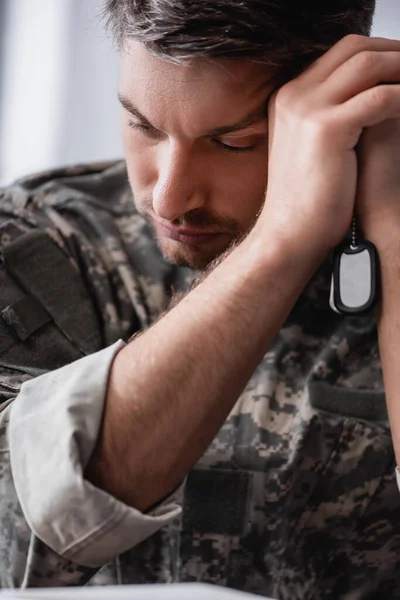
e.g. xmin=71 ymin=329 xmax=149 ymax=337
xmin=1 ymin=0 xmax=400 ymax=597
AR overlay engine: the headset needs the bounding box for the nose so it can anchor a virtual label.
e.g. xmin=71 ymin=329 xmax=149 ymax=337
xmin=152 ymin=141 xmax=207 ymax=221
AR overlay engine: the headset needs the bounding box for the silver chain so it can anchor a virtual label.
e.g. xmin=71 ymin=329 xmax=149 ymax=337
xmin=350 ymin=214 xmax=358 ymax=249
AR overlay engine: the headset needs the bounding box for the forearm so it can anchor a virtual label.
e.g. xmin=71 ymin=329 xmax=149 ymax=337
xmin=87 ymin=227 xmax=324 ymax=511
xmin=375 ymin=241 xmax=400 ymax=464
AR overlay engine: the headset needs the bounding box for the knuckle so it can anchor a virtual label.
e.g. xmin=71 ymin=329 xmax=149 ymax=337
xmin=275 ymin=82 xmax=297 ymax=108
xmin=281 ymin=75 xmax=313 ymax=101
xmin=341 ymin=33 xmax=367 ymax=50
xmin=367 ymin=86 xmax=390 ymax=108
xmin=352 ymin=50 xmax=379 ymax=71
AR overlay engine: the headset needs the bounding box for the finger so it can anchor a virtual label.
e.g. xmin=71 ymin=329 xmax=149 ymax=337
xmin=298 ymin=35 xmax=400 ymax=84
xmin=341 ymin=84 xmax=400 ymax=131
xmin=323 ymin=51 xmax=400 ymax=104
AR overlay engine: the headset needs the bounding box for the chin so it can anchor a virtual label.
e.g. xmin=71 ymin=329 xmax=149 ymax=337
xmin=158 ymin=238 xmax=230 ymax=271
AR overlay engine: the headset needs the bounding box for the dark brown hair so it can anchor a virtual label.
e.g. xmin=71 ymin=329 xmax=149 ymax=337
xmin=105 ymin=0 xmax=376 ymax=74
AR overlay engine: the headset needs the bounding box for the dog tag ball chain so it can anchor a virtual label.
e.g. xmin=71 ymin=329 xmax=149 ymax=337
xmin=329 ymin=214 xmax=380 ymax=315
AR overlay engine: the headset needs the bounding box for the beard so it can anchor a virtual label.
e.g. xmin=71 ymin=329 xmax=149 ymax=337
xmin=136 ymin=197 xmax=245 ymax=270
xmin=153 ymin=232 xmax=237 ymax=270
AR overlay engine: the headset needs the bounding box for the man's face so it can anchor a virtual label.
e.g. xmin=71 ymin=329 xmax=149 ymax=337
xmin=120 ymin=42 xmax=279 ymax=269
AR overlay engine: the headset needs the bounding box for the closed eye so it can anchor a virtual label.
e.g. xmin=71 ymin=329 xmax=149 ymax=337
xmin=212 ymin=139 xmax=256 ymax=153
xmin=128 ymin=121 xmax=163 ymax=138
xmin=127 ymin=120 xmax=256 ymax=153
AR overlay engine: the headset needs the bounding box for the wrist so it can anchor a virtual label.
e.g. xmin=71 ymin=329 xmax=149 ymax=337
xmin=360 ymin=210 xmax=400 ymax=251
xmin=244 ymin=220 xmax=329 ymax=285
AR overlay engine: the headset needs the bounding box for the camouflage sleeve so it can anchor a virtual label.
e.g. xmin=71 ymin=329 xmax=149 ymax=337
xmin=0 ymin=341 xmax=182 ymax=588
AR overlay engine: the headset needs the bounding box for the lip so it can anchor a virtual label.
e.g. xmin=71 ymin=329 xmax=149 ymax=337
xmin=154 ymin=221 xmax=223 ymax=246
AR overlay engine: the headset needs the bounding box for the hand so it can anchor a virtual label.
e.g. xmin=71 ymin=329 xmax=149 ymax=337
xmin=256 ymin=35 xmax=400 ymax=264
xmin=356 ymin=117 xmax=400 ymax=252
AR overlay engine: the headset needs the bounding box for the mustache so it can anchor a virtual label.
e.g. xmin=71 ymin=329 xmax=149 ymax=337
xmin=140 ymin=198 xmax=243 ymax=235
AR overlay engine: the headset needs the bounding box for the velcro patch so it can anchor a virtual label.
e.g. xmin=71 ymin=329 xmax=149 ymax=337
xmin=183 ymin=468 xmax=250 ymax=536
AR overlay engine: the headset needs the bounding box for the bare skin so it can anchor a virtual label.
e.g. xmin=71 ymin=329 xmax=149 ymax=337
xmin=86 ymin=35 xmax=400 ymax=511
xmin=355 ymin=117 xmax=400 ymax=465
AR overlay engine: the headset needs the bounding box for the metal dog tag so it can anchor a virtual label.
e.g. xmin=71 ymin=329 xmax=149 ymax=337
xmin=330 ymin=216 xmax=380 ymax=315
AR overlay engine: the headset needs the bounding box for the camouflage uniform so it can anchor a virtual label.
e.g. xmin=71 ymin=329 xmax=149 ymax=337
xmin=0 ymin=161 xmax=399 ymax=599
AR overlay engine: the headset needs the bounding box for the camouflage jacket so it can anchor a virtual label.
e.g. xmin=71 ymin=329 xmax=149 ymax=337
xmin=0 ymin=161 xmax=399 ymax=600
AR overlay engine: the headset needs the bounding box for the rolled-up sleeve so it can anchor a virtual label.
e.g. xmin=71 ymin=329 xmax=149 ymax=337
xmin=8 ymin=340 xmax=182 ymax=569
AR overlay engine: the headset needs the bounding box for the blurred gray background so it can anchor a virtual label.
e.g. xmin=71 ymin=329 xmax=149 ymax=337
xmin=0 ymin=0 xmax=399 ymax=185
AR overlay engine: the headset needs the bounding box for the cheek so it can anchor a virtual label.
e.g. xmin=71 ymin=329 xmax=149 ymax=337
xmin=122 ymin=127 xmax=157 ymax=191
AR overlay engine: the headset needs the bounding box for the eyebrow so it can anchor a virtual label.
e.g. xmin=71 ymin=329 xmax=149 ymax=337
xmin=117 ymin=92 xmax=270 ymax=137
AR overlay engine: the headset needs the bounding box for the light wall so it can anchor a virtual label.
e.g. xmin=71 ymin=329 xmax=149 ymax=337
xmin=0 ymin=0 xmax=399 ymax=185
xmin=0 ymin=0 xmax=121 ymax=185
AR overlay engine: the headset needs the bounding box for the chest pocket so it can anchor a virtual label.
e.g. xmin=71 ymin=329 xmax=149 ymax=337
xmin=0 ymin=223 xmax=102 ymax=377
xmin=274 ymin=381 xmax=399 ymax=599
xmin=178 ymin=381 xmax=398 ymax=598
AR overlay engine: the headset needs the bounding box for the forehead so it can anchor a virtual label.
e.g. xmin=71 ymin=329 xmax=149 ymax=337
xmin=120 ymin=41 xmax=279 ymax=107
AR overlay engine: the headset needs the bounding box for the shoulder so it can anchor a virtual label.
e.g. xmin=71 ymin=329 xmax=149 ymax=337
xmin=0 ymin=160 xmax=132 ymax=218
xmin=0 ymin=161 xmax=194 ymax=326
xmin=0 ymin=160 xmax=151 ymax=254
